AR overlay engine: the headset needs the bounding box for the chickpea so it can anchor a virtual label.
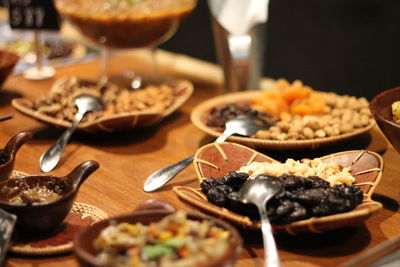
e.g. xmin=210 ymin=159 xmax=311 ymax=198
xmin=336 ymin=98 xmax=347 ymax=109
xmin=315 ymin=129 xmax=326 ymax=138
xmin=359 ymin=97 xmax=369 ymax=107
xmin=269 ymin=126 xmax=281 ymax=134
xmin=276 ymin=133 xmax=288 ymax=141
xmin=339 ymin=123 xmax=354 ymax=134
xmin=321 ymin=106 xmax=329 ymax=114
xmin=352 ymin=114 xmax=363 ymax=128
xmin=303 ymin=127 xmax=314 ymax=139
xmin=328 ymin=117 xmax=341 ymax=126
xmin=255 ymin=130 xmax=271 ymax=139
xmin=360 ymin=115 xmax=371 ymax=127
xmin=360 ymin=107 xmax=371 ymax=115
xmin=287 ymin=132 xmax=300 ymax=140
xmin=303 ymin=116 xmax=320 ymax=130
xmin=332 ymin=109 xmax=342 ymax=117
xmin=276 ymin=121 xmax=290 ymax=132
xmin=324 ymin=126 xmax=339 ymax=136
xmin=270 ymin=131 xmax=280 ymax=140
xmin=341 ymin=110 xmax=352 ymax=123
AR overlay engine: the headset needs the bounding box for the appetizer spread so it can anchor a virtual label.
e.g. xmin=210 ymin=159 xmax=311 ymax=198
xmin=392 ymin=100 xmax=400 ymax=123
xmin=206 ymin=79 xmax=372 ymax=141
xmin=94 ymin=211 xmax=232 ymax=266
xmin=200 ymin=158 xmax=363 ymax=225
xmin=1 ymin=38 xmax=73 ymax=60
xmin=8 ymin=186 xmax=63 ymax=204
xmin=24 ymin=76 xmax=176 ymax=123
xmin=0 ymin=178 xmax=68 ymax=204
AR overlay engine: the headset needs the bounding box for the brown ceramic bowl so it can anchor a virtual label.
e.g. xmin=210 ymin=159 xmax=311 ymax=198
xmin=0 ymin=160 xmax=99 ymax=236
xmin=370 ymin=87 xmax=400 ymax=153
xmin=0 ymin=131 xmax=33 ymax=182
xmin=0 ymin=49 xmax=19 ymax=89
xmin=74 ymin=199 xmax=243 ymax=267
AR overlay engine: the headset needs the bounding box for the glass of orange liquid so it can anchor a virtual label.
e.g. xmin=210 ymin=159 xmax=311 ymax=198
xmin=54 ymin=0 xmax=197 ymax=86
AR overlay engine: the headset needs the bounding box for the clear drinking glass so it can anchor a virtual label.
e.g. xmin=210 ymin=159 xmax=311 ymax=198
xmin=54 ymin=0 xmax=197 ymax=85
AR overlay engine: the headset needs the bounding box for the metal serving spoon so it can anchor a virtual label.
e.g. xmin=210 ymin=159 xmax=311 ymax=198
xmin=0 ymin=114 xmax=13 ymax=122
xmin=143 ymin=114 xmax=271 ymax=192
xmin=39 ymin=94 xmax=104 ymax=172
xmin=239 ymin=176 xmax=282 ymax=267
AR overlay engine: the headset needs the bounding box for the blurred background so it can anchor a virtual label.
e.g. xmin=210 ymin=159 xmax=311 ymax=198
xmin=2 ymin=0 xmax=400 ymax=100
xmin=160 ymin=0 xmax=400 ymax=100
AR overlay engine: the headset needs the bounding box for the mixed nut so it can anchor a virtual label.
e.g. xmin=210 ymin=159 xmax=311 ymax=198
xmin=25 ymin=76 xmax=177 ymax=123
xmin=207 ymin=80 xmax=373 ymax=141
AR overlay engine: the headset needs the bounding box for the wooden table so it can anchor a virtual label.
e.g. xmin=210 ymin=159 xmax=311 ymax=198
xmin=1 ymin=51 xmax=399 ymax=267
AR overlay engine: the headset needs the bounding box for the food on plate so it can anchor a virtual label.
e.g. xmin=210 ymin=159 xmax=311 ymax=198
xmin=1 ymin=38 xmax=73 ymax=59
xmin=200 ymin=158 xmax=363 ymax=225
xmin=252 ymin=79 xmax=372 ymax=140
xmin=391 ymin=100 xmax=400 ymax=123
xmin=238 ymin=158 xmax=355 ymax=186
xmin=205 ymin=79 xmax=372 ymax=141
xmin=1 ymin=179 xmax=67 ymax=204
xmin=24 ymin=76 xmax=176 ymax=123
xmin=56 ymin=0 xmax=196 ymax=48
xmin=256 ymin=91 xmax=371 ymax=140
xmin=8 ymin=186 xmax=63 ymax=204
xmin=201 ymin=172 xmax=363 ymax=225
xmin=206 ymin=103 xmax=277 ymax=131
xmin=252 ymin=79 xmax=326 ymax=117
xmin=94 ymin=211 xmax=232 ymax=266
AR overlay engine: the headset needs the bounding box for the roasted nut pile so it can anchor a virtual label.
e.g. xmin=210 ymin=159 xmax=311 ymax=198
xmin=25 ymin=76 xmax=175 ymax=123
xmin=254 ymin=92 xmax=372 ymax=141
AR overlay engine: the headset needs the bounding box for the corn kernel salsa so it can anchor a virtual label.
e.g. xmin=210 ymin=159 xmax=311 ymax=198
xmin=56 ymin=0 xmax=196 ymax=48
xmin=94 ymin=211 xmax=232 ymax=266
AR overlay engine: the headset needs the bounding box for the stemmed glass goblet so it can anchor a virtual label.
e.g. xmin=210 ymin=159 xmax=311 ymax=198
xmin=54 ymin=0 xmax=197 ymax=86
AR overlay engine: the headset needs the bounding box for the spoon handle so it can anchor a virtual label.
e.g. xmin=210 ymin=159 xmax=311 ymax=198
xmin=143 ymin=155 xmax=194 ymax=192
xmin=259 ymin=205 xmax=282 ymax=267
xmin=143 ymin=128 xmax=236 ymax=192
xmin=39 ymin=111 xmax=85 ymax=172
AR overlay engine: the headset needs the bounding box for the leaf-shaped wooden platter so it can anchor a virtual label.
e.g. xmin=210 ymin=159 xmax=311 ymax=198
xmin=173 ymin=142 xmax=383 ymax=234
xmin=190 ymin=91 xmax=375 ymax=150
xmin=12 ymin=79 xmax=193 ymax=132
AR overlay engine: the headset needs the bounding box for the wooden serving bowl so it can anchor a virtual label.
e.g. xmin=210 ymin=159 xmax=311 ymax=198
xmin=0 ymin=160 xmax=99 ymax=236
xmin=0 ymin=49 xmax=19 ymax=89
xmin=0 ymin=131 xmax=32 ymax=182
xmin=191 ymin=91 xmax=375 ymax=150
xmin=12 ymin=79 xmax=193 ymax=132
xmin=370 ymin=87 xmax=400 ymax=154
xmin=74 ymin=199 xmax=243 ymax=267
xmin=174 ymin=142 xmax=384 ymax=234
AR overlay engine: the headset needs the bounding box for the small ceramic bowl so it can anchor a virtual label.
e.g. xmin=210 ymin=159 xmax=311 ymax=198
xmin=0 ymin=160 xmax=99 ymax=236
xmin=74 ymin=199 xmax=243 ymax=267
xmin=0 ymin=131 xmax=33 ymax=182
xmin=0 ymin=49 xmax=19 ymax=89
xmin=370 ymin=87 xmax=400 ymax=153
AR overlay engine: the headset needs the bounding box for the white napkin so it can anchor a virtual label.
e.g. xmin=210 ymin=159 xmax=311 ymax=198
xmin=208 ymin=0 xmax=269 ymax=35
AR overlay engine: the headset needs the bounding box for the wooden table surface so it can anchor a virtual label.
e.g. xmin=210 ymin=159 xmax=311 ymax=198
xmin=1 ymin=51 xmax=399 ymax=267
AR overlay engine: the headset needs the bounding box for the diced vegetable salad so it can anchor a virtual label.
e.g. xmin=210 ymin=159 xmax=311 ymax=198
xmin=94 ymin=211 xmax=232 ymax=267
